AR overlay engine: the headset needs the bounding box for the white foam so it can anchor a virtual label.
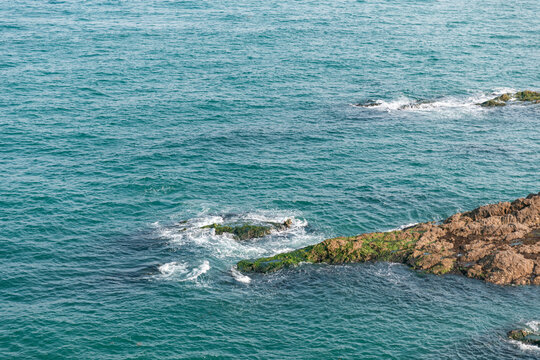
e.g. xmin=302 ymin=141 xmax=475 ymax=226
xmin=387 ymin=222 xmax=419 ymax=231
xmin=231 ymin=267 xmax=251 ymax=284
xmin=526 ymin=320 xmax=540 ymax=332
xmin=184 ymin=260 xmax=210 ymax=281
xmin=157 ymin=211 xmax=316 ymax=260
xmin=157 ymin=261 xmax=188 ymax=278
xmin=154 ymin=260 xmax=210 ymax=282
xmin=509 ymin=339 xmax=540 ymax=352
xmin=352 ymin=88 xmax=520 ymax=113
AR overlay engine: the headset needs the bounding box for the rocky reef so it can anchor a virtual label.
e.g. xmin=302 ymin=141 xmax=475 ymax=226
xmin=237 ymin=193 xmax=540 ymax=285
xmin=201 ymin=219 xmax=292 ymax=241
xmin=508 ymin=328 xmax=540 ymax=347
xmin=478 ymin=90 xmax=540 ymax=107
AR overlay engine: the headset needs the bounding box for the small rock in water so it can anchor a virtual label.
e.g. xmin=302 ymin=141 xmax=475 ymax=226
xmin=508 ymin=328 xmax=540 ymax=347
xmin=200 ymin=219 xmax=293 ymax=241
xmin=478 ymin=90 xmax=540 ymax=107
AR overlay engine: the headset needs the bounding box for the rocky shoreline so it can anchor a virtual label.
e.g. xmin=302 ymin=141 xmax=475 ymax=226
xmin=237 ymin=193 xmax=540 ymax=286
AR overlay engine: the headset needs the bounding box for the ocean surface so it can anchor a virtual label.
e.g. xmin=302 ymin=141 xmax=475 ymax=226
xmin=1 ymin=0 xmax=540 ymax=358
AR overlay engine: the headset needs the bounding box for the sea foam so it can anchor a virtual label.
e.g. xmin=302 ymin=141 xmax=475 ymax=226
xmin=352 ymin=88 xmax=518 ymax=112
xmin=152 ymin=210 xmax=321 ymax=283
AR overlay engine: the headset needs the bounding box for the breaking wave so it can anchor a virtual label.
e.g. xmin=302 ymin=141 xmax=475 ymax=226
xmin=526 ymin=320 xmax=540 ymax=332
xmin=154 ymin=260 xmax=210 ymax=282
xmin=154 ymin=211 xmax=314 ymax=260
xmin=352 ymin=88 xmax=517 ymax=112
xmin=231 ymin=266 xmax=251 ymax=284
xmin=508 ymin=320 xmax=540 ymax=352
xmin=184 ymin=260 xmax=211 ymax=282
xmin=151 ymin=210 xmax=322 ymax=283
xmin=158 ymin=261 xmax=188 ymax=278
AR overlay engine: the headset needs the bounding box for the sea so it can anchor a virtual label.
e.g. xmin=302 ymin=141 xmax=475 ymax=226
xmin=1 ymin=0 xmax=539 ymax=358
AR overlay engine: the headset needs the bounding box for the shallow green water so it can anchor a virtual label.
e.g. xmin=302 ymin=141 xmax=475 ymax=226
xmin=1 ymin=0 xmax=539 ymax=358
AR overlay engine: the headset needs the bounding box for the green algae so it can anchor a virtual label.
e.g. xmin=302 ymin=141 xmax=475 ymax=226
xmin=429 ymin=263 xmax=452 ymax=275
xmin=514 ymin=90 xmax=540 ymax=102
xmin=479 ymin=90 xmax=540 ymax=107
xmin=237 ymin=230 xmax=420 ymax=273
xmin=237 ymin=246 xmax=314 ymax=273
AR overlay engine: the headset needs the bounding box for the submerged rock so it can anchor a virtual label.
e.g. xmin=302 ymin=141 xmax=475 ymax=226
xmin=237 ymin=193 xmax=540 ymax=285
xmin=354 ymin=100 xmax=381 ymax=107
xmin=478 ymin=90 xmax=540 ymax=107
xmin=201 ymin=219 xmax=292 ymax=241
xmin=508 ymin=329 xmax=540 ymax=347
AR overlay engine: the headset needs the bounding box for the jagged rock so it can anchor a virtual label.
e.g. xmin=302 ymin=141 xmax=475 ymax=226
xmin=237 ymin=193 xmax=540 ymax=285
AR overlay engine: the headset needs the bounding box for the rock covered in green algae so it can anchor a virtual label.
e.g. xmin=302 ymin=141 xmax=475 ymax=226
xmin=237 ymin=229 xmax=425 ymax=273
xmin=237 ymin=193 xmax=540 ymax=285
xmin=508 ymin=329 xmax=540 ymax=347
xmin=201 ymin=219 xmax=293 ymax=241
xmin=479 ymin=90 xmax=540 ymax=107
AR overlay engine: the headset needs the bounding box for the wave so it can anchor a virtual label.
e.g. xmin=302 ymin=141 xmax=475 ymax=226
xmin=526 ymin=320 xmax=539 ymax=332
xmin=154 ymin=260 xmax=210 ymax=282
xmin=158 ymin=261 xmax=188 ymax=278
xmin=352 ymin=88 xmax=517 ymax=112
xmin=231 ymin=266 xmax=251 ymax=284
xmin=154 ymin=211 xmax=313 ymax=260
xmin=184 ymin=260 xmax=210 ymax=282
xmin=152 ymin=210 xmax=322 ymax=283
xmin=509 ymin=339 xmax=540 ymax=353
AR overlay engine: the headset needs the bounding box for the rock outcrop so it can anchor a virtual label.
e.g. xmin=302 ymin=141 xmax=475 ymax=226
xmin=478 ymin=90 xmax=540 ymax=107
xmin=237 ymin=193 xmax=540 ymax=285
xmin=201 ymin=219 xmax=292 ymax=241
xmin=508 ymin=328 xmax=540 ymax=347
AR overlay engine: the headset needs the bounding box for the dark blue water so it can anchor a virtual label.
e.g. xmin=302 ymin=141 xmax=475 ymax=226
xmin=1 ymin=0 xmax=539 ymax=358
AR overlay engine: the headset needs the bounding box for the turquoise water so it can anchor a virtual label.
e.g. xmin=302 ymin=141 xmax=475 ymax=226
xmin=1 ymin=0 xmax=540 ymax=358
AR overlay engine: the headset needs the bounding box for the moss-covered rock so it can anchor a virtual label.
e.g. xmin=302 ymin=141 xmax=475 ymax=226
xmin=479 ymin=99 xmax=507 ymax=107
xmin=508 ymin=329 xmax=540 ymax=347
xmin=237 ymin=246 xmax=314 ymax=273
xmin=515 ymin=90 xmax=540 ymax=102
xmin=201 ymin=219 xmax=293 ymax=241
xmin=237 ymin=228 xmax=423 ymax=273
xmin=202 ymin=223 xmax=272 ymax=240
xmin=478 ymin=90 xmax=540 ymax=107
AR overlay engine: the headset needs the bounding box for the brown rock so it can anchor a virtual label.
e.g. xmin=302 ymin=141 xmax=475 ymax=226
xmin=484 ymin=250 xmax=534 ymax=285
